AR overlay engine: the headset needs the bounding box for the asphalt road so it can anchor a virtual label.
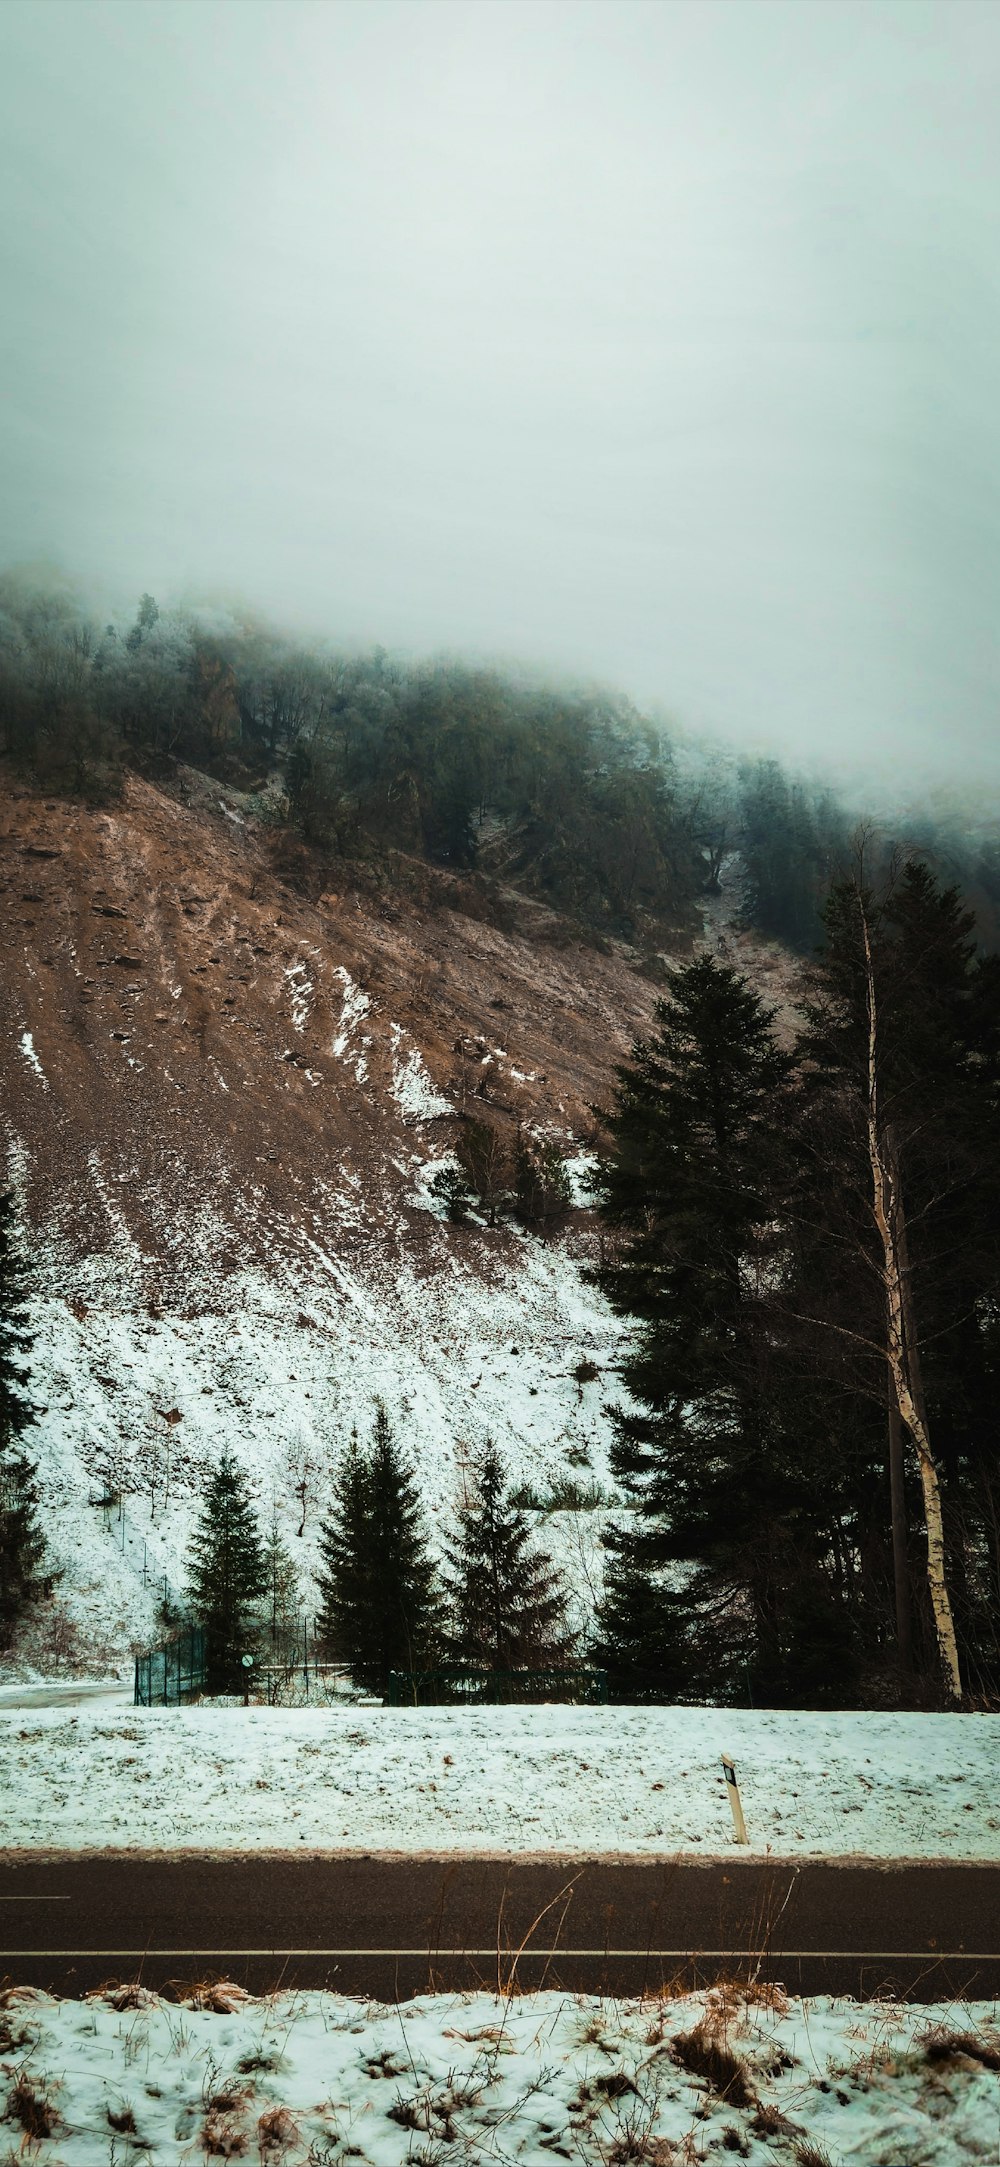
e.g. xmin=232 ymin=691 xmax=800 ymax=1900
xmin=0 ymin=1855 xmax=995 ymax=2001
xmin=0 ymin=1682 xmax=131 ymax=1710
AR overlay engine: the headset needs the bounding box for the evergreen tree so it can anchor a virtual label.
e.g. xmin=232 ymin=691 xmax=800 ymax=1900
xmin=793 ymin=859 xmax=1000 ymax=1698
xmin=592 ymin=956 xmax=834 ymax=1703
xmin=0 ymin=1190 xmax=50 ymax=1646
xmin=446 ymin=1444 xmax=573 ymax=1675
xmin=258 ymin=1510 xmax=302 ymax=1650
xmin=186 ymin=1451 xmax=266 ymax=1685
xmin=316 ymin=1404 xmax=440 ymax=1695
xmin=590 ymin=1543 xmax=689 ymax=1698
xmin=513 ymin=1133 xmax=573 ymax=1228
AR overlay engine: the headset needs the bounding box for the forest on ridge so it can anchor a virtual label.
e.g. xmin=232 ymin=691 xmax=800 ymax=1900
xmin=4 ymin=565 xmax=1000 ymax=956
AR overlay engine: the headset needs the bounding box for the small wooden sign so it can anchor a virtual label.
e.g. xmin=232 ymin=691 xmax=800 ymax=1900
xmin=721 ymin=1753 xmax=748 ymax=1844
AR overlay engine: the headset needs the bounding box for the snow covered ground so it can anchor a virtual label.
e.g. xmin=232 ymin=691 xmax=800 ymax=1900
xmin=1 ymin=1979 xmax=997 ymax=2165
xmin=19 ymin=1217 xmax=625 ymax=1665
xmin=3 ymin=1705 xmax=997 ymax=1858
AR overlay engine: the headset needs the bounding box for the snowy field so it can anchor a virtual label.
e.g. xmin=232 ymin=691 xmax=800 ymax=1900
xmin=3 ymin=1704 xmax=998 ymax=1859
xmin=1 ymin=1979 xmax=997 ymax=2165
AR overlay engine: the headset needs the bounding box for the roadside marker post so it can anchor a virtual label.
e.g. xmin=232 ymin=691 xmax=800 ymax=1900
xmin=721 ymin=1753 xmax=748 ymax=1844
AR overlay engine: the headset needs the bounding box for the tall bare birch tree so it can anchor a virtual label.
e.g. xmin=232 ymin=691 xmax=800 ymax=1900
xmin=856 ymin=891 xmax=962 ymax=1702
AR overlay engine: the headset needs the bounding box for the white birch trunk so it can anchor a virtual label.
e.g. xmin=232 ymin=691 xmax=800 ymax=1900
xmin=858 ymin=897 xmax=963 ymax=1703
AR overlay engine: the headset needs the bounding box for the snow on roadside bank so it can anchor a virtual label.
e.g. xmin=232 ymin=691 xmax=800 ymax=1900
xmin=3 ymin=1704 xmax=998 ymax=1858
xmin=2 ymin=1983 xmax=998 ymax=2167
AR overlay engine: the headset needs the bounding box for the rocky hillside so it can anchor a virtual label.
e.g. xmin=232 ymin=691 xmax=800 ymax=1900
xmin=1 ymin=769 xmax=797 ymax=1668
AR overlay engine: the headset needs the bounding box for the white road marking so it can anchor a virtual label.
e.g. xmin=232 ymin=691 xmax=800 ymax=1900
xmin=0 ymin=1946 xmax=988 ymax=1960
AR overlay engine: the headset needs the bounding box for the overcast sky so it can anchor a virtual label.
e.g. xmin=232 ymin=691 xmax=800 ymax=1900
xmin=1 ymin=0 xmax=999 ymax=788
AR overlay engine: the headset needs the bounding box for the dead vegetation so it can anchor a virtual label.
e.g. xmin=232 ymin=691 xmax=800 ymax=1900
xmin=670 ymin=2020 xmax=755 ymax=2107
xmin=0 ymin=1974 xmax=996 ymax=2163
xmin=920 ymin=2024 xmax=1000 ymax=2070
xmin=2 ymin=2068 xmax=59 ymax=2140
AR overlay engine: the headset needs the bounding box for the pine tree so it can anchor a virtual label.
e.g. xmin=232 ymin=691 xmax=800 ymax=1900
xmin=592 ymin=956 xmax=829 ymax=1703
xmin=446 ymin=1444 xmax=573 ymax=1675
xmin=513 ymin=1133 xmax=573 ymax=1228
xmin=794 ymin=859 xmax=1000 ymax=1700
xmin=316 ymin=1428 xmax=372 ymax=1674
xmin=0 ymin=1190 xmax=50 ymax=1646
xmin=258 ymin=1511 xmax=301 ymax=1651
xmin=316 ymin=1404 xmax=440 ymax=1695
xmin=186 ymin=1451 xmax=266 ymax=1686
xmin=590 ymin=1541 xmax=689 ymax=1698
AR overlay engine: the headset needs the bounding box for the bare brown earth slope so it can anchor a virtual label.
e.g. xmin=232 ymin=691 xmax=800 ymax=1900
xmin=0 ymin=772 xmax=665 ymax=1661
xmin=0 ymin=772 xmax=795 ymax=1665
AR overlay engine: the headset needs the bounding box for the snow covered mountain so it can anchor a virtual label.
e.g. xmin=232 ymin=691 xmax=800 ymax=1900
xmin=3 ymin=768 xmax=686 ymax=1664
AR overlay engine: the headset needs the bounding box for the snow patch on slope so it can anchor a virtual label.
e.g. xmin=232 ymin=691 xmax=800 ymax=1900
xmin=283 ymin=960 xmax=314 ymax=1033
xmin=19 ymin=1030 xmax=48 ymax=1087
xmin=330 ymin=966 xmax=371 ymax=1079
xmin=390 ymin=1024 xmax=453 ymax=1123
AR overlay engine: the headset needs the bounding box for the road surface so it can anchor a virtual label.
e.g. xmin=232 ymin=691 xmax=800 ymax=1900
xmin=0 ymin=1855 xmax=995 ymax=2000
xmin=0 ymin=1681 xmax=131 ymax=1709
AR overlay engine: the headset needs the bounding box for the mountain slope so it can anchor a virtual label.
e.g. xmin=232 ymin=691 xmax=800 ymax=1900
xmin=3 ymin=771 xmax=684 ymax=1663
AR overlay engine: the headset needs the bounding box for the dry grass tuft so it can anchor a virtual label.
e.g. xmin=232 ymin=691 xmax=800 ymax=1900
xmin=921 ymin=2028 xmax=1000 ymax=2072
xmin=201 ymin=2107 xmax=250 ymax=2158
xmin=0 ymin=2016 xmax=34 ymax=2055
xmin=3 ymin=2071 xmax=59 ymax=2141
xmin=185 ymin=1979 xmax=252 ymax=2014
xmin=671 ymin=2022 xmax=754 ymax=2107
xmin=750 ymin=2100 xmax=798 ymax=2139
xmin=206 ymin=2085 xmax=253 ymax=2116
xmin=606 ymin=2134 xmax=677 ymax=2165
xmin=92 ymin=1980 xmax=159 ymax=2010
xmin=256 ymin=2104 xmax=297 ymax=2157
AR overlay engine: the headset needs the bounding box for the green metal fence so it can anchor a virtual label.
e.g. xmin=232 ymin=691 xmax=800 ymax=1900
xmin=134 ymin=1624 xmax=207 ymax=1706
xmin=387 ymin=1665 xmax=608 ymax=1707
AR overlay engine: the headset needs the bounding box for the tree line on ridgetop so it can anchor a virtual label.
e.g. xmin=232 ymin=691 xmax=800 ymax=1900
xmin=3 ymin=567 xmax=999 ymax=953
